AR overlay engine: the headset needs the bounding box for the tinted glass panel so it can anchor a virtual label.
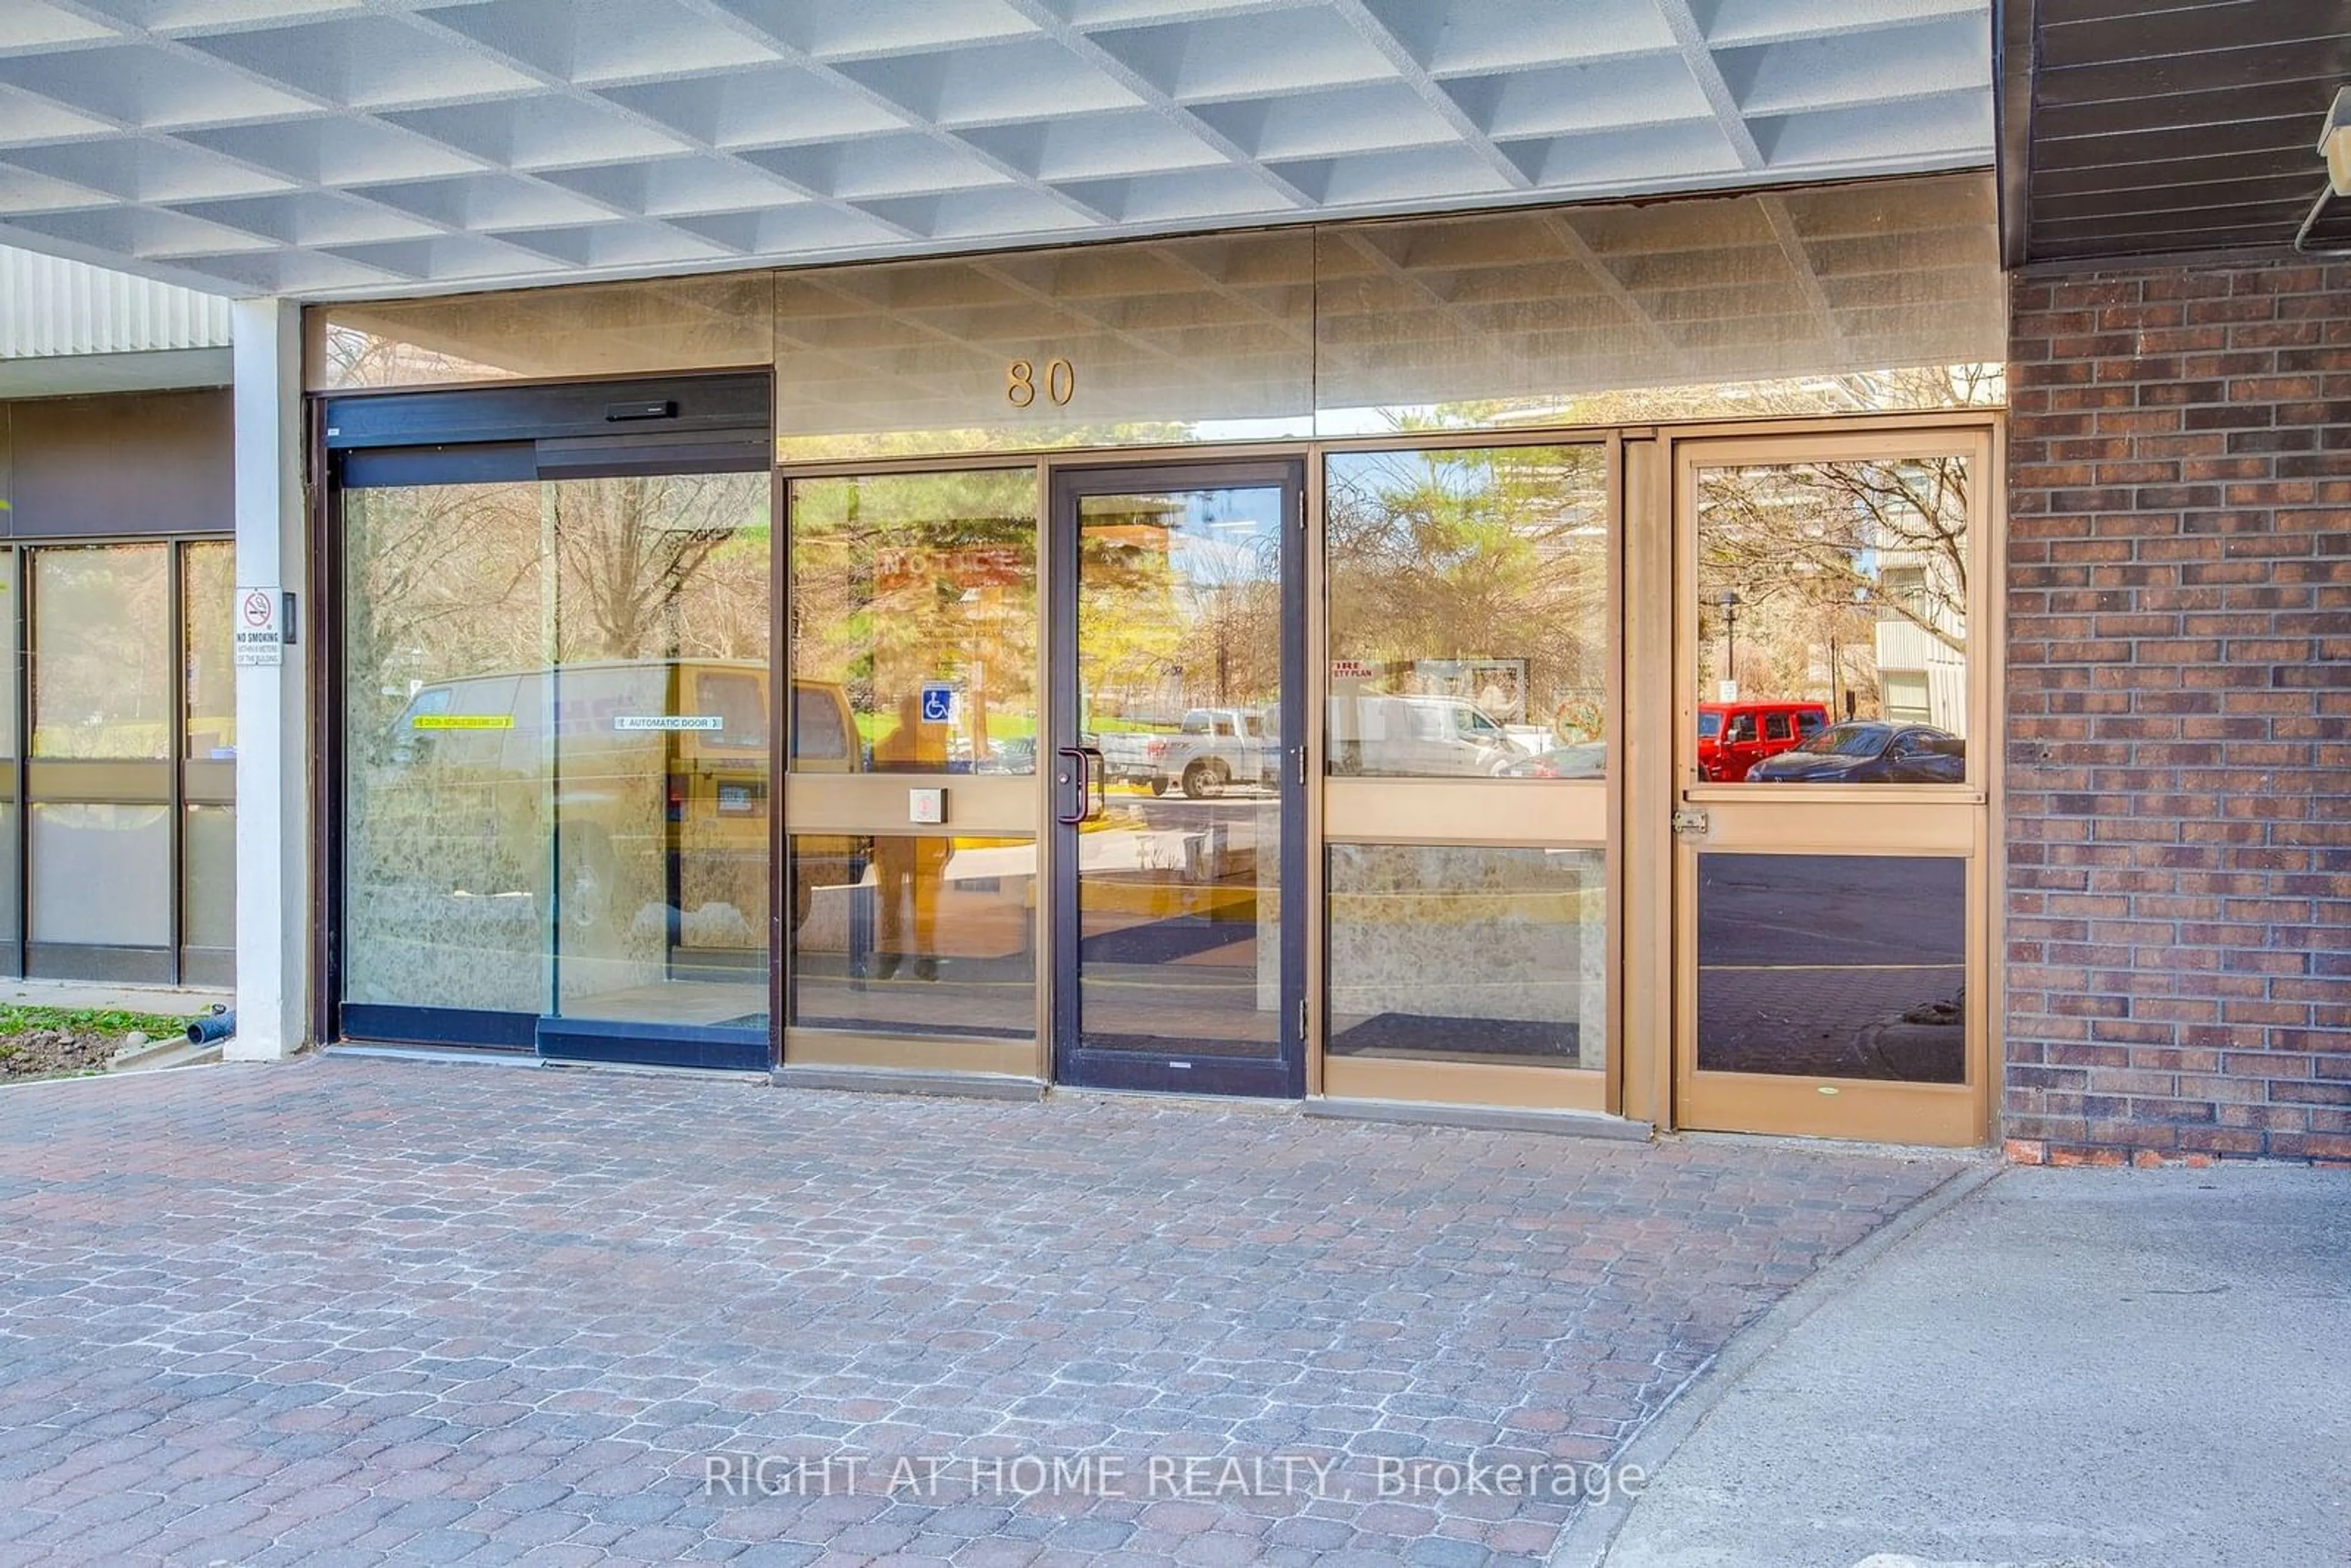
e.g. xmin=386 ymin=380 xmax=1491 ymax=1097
xmin=1326 ymin=446 xmax=1608 ymax=779
xmin=343 ymin=482 xmax=549 ymax=1015
xmin=546 ymin=471 xmax=773 ymax=1032
xmin=31 ymin=545 xmax=168 ymax=760
xmin=788 ymin=834 xmax=1035 ymax=1040
xmin=1696 ymin=454 xmax=1971 ymax=785
xmin=183 ymin=541 xmax=235 ymax=760
xmin=1697 ymin=852 xmax=1965 ymax=1083
xmin=789 ymin=471 xmax=1038 ymax=775
xmin=1327 ymin=844 xmax=1605 ymax=1070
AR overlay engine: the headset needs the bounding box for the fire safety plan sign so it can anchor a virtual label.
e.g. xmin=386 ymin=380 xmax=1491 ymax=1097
xmin=234 ymin=586 xmax=283 ymax=666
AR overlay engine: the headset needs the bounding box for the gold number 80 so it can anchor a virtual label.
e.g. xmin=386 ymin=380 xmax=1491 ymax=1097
xmin=1007 ymin=358 xmax=1075 ymax=408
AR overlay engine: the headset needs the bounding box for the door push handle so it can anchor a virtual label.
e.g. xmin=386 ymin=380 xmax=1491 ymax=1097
xmin=1055 ymin=746 xmax=1092 ymax=825
xmin=1078 ymin=746 xmax=1106 ymax=822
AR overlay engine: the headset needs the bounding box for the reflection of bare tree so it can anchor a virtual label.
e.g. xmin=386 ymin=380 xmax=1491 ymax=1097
xmin=345 ymin=483 xmax=544 ymax=740
xmin=791 ymin=473 xmax=1037 ymax=753
xmin=552 ymin=475 xmax=768 ymax=661
xmin=1699 ymin=458 xmax=1968 ymax=658
xmin=1326 ymin=446 xmax=1609 ymax=722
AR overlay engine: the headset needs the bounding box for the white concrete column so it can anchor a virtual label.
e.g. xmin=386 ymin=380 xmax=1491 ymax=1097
xmin=227 ymin=299 xmax=308 ymax=1060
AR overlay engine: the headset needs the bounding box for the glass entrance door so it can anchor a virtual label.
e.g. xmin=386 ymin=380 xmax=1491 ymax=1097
xmin=1049 ymin=462 xmax=1305 ymax=1097
xmin=1670 ymin=430 xmax=1992 ymax=1144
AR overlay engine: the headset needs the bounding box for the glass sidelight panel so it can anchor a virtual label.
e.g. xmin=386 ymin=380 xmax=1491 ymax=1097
xmin=1696 ymin=853 xmax=1966 ymax=1084
xmin=1057 ymin=472 xmax=1301 ymax=1092
xmin=787 ymin=833 xmax=1037 ymax=1039
xmin=0 ymin=555 xmax=16 ymax=973
xmin=1693 ymin=455 xmax=1971 ymax=784
xmin=342 ymin=481 xmax=551 ymax=1016
xmin=1327 ymin=844 xmax=1605 ymax=1069
xmin=544 ymin=471 xmax=773 ymax=1034
xmin=789 ymin=470 xmax=1040 ymax=776
xmin=1325 ymin=446 xmax=1609 ymax=779
xmin=182 ymin=541 xmax=236 ymax=985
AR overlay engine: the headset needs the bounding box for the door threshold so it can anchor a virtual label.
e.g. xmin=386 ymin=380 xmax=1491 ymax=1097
xmin=1308 ymin=1095 xmax=1654 ymax=1141
xmin=774 ymin=1063 xmax=1046 ymax=1102
xmin=1047 ymin=1085 xmax=1303 ymax=1115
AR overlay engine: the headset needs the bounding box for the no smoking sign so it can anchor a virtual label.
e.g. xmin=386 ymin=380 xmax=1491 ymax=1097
xmin=234 ymin=584 xmax=285 ymax=666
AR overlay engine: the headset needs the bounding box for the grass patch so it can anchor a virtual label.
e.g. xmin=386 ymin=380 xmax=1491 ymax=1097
xmin=0 ymin=1005 xmax=195 ymax=1038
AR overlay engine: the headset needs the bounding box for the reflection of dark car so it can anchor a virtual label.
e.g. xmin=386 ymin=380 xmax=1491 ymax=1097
xmin=1746 ymin=722 xmax=1964 ymax=784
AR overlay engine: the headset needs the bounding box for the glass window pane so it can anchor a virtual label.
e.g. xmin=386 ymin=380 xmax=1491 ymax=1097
xmin=182 ymin=803 xmax=235 ymax=986
xmin=1697 ymin=852 xmax=1965 ymax=1083
xmin=548 ymin=471 xmax=773 ymax=1032
xmin=771 ymin=233 xmax=1313 ymax=462
xmin=1326 ymin=446 xmax=1608 ymax=779
xmin=1327 ymin=844 xmax=1605 ymax=1070
xmin=0 ymin=801 xmax=13 ymax=970
xmin=31 ymin=544 xmax=169 ymax=760
xmin=789 ymin=471 xmax=1038 ymax=775
xmin=1696 ymin=454 xmax=1970 ymax=786
xmin=1313 ymin=173 xmax=2003 ymax=433
xmin=31 ymin=802 xmax=170 ymax=951
xmin=307 ymin=272 xmax=775 ymax=391
xmin=788 ymin=834 xmax=1036 ymax=1040
xmin=342 ymin=481 xmax=550 ymax=1015
xmin=184 ymin=541 xmax=236 ymax=760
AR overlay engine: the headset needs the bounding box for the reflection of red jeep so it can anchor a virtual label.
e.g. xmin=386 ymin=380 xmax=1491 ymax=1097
xmin=1698 ymin=701 xmax=1829 ymax=782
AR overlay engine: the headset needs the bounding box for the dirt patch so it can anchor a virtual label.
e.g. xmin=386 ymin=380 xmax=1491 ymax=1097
xmin=0 ymin=1029 xmax=120 ymax=1082
xmin=0 ymin=1007 xmax=195 ymax=1084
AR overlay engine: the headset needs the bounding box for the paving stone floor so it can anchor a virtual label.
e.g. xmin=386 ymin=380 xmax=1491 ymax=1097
xmin=0 ymin=1056 xmax=1962 ymax=1566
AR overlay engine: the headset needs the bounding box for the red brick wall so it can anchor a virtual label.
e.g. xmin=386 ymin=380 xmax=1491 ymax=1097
xmin=2003 ymin=257 xmax=2350 ymax=1163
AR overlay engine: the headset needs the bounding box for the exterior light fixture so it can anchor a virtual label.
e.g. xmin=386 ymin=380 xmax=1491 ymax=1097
xmin=2297 ymin=86 xmax=2351 ymax=253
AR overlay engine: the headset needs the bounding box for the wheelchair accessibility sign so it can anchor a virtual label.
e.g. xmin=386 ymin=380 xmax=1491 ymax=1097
xmin=920 ymin=683 xmax=956 ymax=724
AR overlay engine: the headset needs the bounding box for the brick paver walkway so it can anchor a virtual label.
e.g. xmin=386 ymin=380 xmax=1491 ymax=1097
xmin=0 ymin=1058 xmax=1961 ymax=1566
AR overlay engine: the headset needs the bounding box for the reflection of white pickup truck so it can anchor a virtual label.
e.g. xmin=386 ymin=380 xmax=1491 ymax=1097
xmin=1097 ymin=707 xmax=1272 ymax=798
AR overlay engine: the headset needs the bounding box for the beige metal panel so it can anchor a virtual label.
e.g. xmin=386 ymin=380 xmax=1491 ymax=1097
xmin=1678 ymin=799 xmax=1976 ymax=853
xmin=1324 ymin=778 xmax=1606 ymax=846
xmin=182 ymin=759 xmax=235 ymax=805
xmin=1674 ymin=1070 xmax=1979 ymax=1144
xmin=783 ymin=772 xmax=1038 ymax=834
xmin=1621 ymin=435 xmax=1671 ymax=1128
xmin=1320 ymin=1057 xmax=1606 ymax=1113
xmin=25 ymin=760 xmax=171 ymax=802
xmin=1601 ymin=432 xmax=1625 ymax=1116
xmin=781 ymin=1030 xmax=1039 ymax=1076
xmin=0 ymin=247 xmax=231 ymax=359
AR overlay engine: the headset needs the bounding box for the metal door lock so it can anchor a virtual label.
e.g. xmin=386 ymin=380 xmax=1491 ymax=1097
xmin=1670 ymin=807 xmax=1709 ymax=838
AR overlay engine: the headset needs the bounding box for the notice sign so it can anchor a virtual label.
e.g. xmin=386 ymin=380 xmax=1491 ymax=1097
xmin=414 ymin=714 xmax=513 ymax=731
xmin=234 ymin=586 xmax=282 ymax=666
xmin=920 ymin=683 xmax=956 ymax=724
xmin=615 ymin=715 xmax=723 ymax=732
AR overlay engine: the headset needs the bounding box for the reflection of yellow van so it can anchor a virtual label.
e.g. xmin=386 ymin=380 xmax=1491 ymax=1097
xmin=380 ymin=659 xmax=775 ymax=950
xmin=786 ymin=678 xmax=861 ymax=931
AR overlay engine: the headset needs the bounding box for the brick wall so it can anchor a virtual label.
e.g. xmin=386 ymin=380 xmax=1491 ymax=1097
xmin=2003 ymin=256 xmax=2350 ymax=1163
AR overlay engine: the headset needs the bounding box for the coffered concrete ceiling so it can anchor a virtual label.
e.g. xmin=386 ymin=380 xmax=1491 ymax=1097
xmin=0 ymin=0 xmax=1993 ymax=298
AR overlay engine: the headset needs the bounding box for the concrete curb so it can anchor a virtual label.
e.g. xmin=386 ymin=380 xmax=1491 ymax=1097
xmin=1550 ymin=1158 xmax=2008 ymax=1567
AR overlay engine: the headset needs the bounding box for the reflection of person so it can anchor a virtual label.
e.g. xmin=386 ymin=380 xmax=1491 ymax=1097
xmin=873 ymin=694 xmax=948 ymax=979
